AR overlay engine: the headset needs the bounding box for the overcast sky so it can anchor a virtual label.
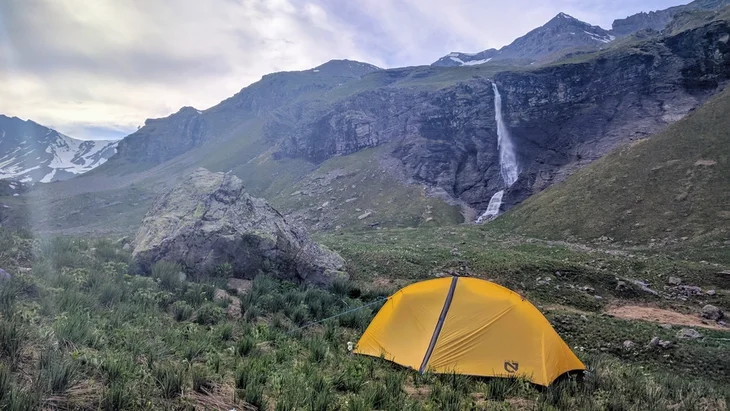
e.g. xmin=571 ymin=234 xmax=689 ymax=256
xmin=0 ymin=0 xmax=688 ymax=140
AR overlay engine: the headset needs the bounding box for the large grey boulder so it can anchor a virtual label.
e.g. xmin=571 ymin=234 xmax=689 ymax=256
xmin=133 ymin=168 xmax=346 ymax=285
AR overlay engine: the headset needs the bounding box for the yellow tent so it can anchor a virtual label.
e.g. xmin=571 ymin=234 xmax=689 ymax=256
xmin=354 ymin=276 xmax=585 ymax=386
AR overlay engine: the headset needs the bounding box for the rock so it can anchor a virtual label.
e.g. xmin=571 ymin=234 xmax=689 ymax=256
xmin=629 ymin=279 xmax=658 ymax=296
xmin=623 ymin=340 xmax=636 ymax=350
xmin=706 ymin=290 xmax=716 ymax=296
xmin=667 ymin=276 xmax=682 ymax=286
xmin=660 ymin=324 xmax=673 ymax=330
xmin=648 ymin=336 xmax=672 ymax=349
xmin=357 ymin=211 xmax=373 ymax=220
xmin=536 ymin=276 xmax=552 ymax=286
xmin=579 ymin=285 xmax=595 ymax=293
xmin=122 ymin=243 xmax=131 ymax=252
xmin=116 ymin=236 xmax=130 ymax=246
xmin=0 ymin=268 xmax=10 ymax=281
xmin=701 ymin=304 xmax=724 ymax=321
xmin=615 ymin=280 xmax=628 ymax=291
xmin=18 ymin=267 xmax=31 ymax=273
xmin=133 ymin=169 xmax=346 ymax=285
xmin=677 ymin=328 xmax=702 ymax=339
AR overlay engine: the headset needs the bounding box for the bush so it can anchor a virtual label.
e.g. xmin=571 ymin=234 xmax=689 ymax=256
xmin=194 ymin=303 xmax=225 ymax=326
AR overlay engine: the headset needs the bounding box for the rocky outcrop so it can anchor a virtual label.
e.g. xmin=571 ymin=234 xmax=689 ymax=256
xmin=273 ymin=18 xmax=730 ymax=215
xmin=611 ymin=0 xmax=730 ymax=37
xmin=133 ymin=168 xmax=346 ymax=285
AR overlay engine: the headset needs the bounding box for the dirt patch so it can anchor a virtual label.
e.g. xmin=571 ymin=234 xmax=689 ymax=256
xmin=606 ymin=305 xmax=726 ymax=330
xmin=213 ymin=288 xmax=241 ymax=320
xmin=228 ymin=278 xmax=252 ymax=294
xmin=403 ymin=383 xmax=430 ymax=401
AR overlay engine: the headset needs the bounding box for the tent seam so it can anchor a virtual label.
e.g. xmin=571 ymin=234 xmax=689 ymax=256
xmin=418 ymin=276 xmax=458 ymax=374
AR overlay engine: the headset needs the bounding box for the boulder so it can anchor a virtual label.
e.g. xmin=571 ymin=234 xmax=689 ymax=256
xmin=701 ymin=304 xmax=724 ymax=321
xmin=676 ymin=328 xmax=702 ymax=339
xmin=0 ymin=268 xmax=10 ymax=281
xmin=133 ymin=168 xmax=346 ymax=285
xmin=667 ymin=276 xmax=682 ymax=286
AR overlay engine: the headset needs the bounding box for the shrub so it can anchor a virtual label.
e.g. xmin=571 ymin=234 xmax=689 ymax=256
xmin=194 ymin=303 xmax=225 ymax=326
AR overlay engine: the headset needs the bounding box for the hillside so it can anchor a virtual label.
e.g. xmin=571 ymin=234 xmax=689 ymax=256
xmin=496 ymin=84 xmax=730 ymax=246
xmin=7 ymin=9 xmax=726 ymax=238
xmin=0 ymin=115 xmax=117 ymax=183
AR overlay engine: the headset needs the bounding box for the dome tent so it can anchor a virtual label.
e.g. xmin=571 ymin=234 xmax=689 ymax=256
xmin=353 ymin=276 xmax=585 ymax=386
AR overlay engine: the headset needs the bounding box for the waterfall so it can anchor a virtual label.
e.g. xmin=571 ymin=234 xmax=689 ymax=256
xmin=477 ymin=82 xmax=519 ymax=223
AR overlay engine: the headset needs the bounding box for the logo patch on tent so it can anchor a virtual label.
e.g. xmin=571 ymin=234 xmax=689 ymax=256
xmin=504 ymin=361 xmax=519 ymax=373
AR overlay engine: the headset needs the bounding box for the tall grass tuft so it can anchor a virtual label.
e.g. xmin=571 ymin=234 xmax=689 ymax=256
xmin=151 ymin=261 xmax=182 ymax=291
xmin=0 ymin=319 xmax=25 ymax=364
xmin=154 ymin=363 xmax=186 ymax=399
xmin=38 ymin=350 xmax=78 ymax=393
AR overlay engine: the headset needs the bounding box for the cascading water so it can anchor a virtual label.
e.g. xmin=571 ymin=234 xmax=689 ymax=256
xmin=477 ymin=82 xmax=519 ymax=223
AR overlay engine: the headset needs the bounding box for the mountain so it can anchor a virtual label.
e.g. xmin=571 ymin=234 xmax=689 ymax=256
xmin=497 ymin=84 xmax=730 ymax=246
xmin=432 ymin=13 xmax=615 ymax=67
xmin=0 ymin=115 xmax=118 ymax=183
xmin=11 ymin=9 xmax=730 ymax=237
xmin=611 ymin=0 xmax=730 ymax=36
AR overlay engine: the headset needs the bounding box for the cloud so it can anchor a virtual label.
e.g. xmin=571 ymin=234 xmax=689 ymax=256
xmin=0 ymin=0 xmax=688 ymax=140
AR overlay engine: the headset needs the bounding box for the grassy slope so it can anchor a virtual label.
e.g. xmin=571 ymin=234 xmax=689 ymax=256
xmin=242 ymin=146 xmax=465 ymax=230
xmin=495 ymin=85 xmax=730 ymax=246
xmin=0 ymin=226 xmax=728 ymax=410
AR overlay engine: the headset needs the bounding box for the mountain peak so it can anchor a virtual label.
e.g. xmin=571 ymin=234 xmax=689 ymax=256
xmin=311 ymin=59 xmax=382 ymax=77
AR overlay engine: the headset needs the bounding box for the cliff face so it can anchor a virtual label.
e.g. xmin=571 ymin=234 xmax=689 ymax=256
xmin=91 ymin=16 xmax=730 ymax=225
xmin=268 ymin=20 xmax=730 ymax=214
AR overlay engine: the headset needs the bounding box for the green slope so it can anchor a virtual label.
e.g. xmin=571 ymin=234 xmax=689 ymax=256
xmin=497 ymin=86 xmax=730 ymax=245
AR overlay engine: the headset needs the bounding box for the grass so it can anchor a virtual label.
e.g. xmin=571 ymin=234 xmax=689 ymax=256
xmin=496 ymin=84 xmax=730 ymax=247
xmin=0 ymin=227 xmax=727 ymax=409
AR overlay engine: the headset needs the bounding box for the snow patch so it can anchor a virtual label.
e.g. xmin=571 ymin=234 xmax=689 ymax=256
xmin=449 ymin=56 xmax=465 ymax=65
xmin=583 ymin=30 xmax=613 ymax=43
xmin=40 ymin=169 xmax=57 ymax=183
xmin=463 ymin=58 xmax=492 ymax=66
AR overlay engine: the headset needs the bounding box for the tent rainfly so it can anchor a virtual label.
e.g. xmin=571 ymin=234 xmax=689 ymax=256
xmin=354 ymin=276 xmax=585 ymax=386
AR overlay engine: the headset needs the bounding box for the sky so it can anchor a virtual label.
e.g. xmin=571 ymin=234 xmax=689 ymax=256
xmin=0 ymin=0 xmax=689 ymax=140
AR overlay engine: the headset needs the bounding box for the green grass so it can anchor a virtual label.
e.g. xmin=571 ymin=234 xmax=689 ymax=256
xmin=261 ymin=145 xmax=465 ymax=230
xmin=496 ymin=84 xmax=730 ymax=247
xmin=0 ymin=226 xmax=728 ymax=409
